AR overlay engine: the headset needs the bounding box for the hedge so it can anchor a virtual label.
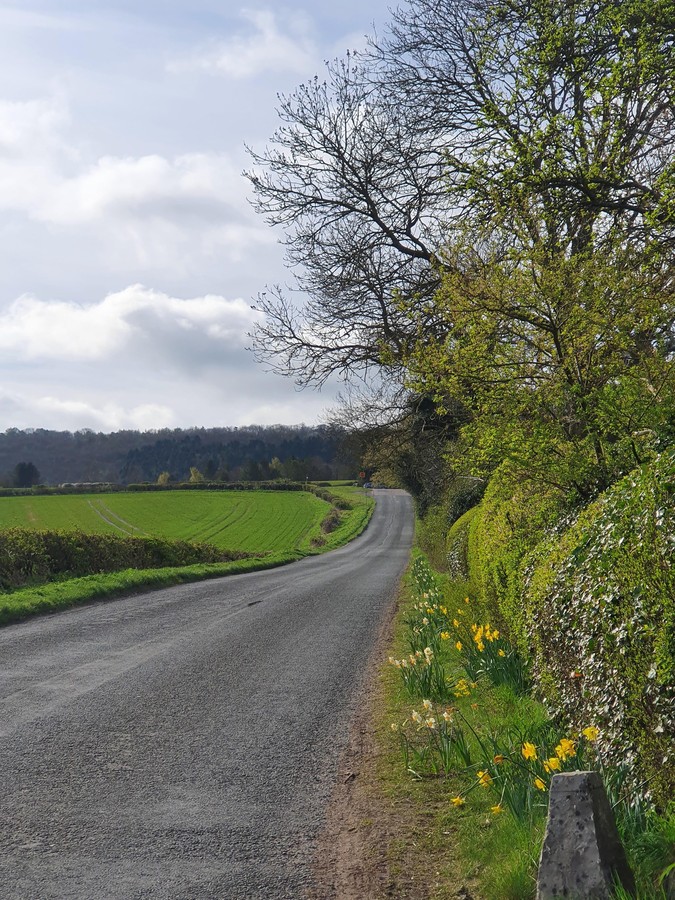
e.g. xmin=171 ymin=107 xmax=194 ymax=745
xmin=0 ymin=529 xmax=249 ymax=591
xmin=462 ymin=451 xmax=675 ymax=806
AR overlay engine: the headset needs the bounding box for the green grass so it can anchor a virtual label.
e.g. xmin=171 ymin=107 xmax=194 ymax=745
xmin=0 ymin=487 xmax=375 ymax=625
xmin=0 ymin=490 xmax=329 ymax=553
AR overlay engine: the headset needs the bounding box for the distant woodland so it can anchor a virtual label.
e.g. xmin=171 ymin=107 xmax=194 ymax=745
xmin=0 ymin=426 xmax=355 ymax=486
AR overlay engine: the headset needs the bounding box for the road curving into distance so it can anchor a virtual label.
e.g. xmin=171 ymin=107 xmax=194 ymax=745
xmin=0 ymin=488 xmax=414 ymax=899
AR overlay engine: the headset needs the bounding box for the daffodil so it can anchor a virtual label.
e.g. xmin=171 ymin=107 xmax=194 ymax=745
xmin=582 ymin=726 xmax=600 ymax=742
xmin=491 ymin=804 xmax=503 ymax=815
xmin=451 ymin=796 xmax=465 ymax=807
xmin=411 ymin=709 xmax=423 ymax=724
xmin=455 ymin=641 xmax=463 ymax=652
xmin=440 ymin=631 xmax=450 ymax=640
xmin=493 ymin=754 xmax=505 ymax=764
xmin=477 ymin=770 xmax=493 ymax=788
xmin=521 ymin=742 xmax=537 ymax=761
xmin=555 ymin=738 xmax=576 ymax=760
xmin=422 ymin=699 xmax=433 ymax=712
xmin=534 ymin=777 xmax=547 ymax=791
xmin=425 ymin=717 xmax=437 ymax=729
xmin=453 ymin=618 xmax=460 ymax=628
xmin=498 ymin=649 xmax=506 ymax=657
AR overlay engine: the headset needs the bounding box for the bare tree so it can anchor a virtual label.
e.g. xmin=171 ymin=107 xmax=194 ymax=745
xmin=246 ymin=54 xmax=450 ymax=386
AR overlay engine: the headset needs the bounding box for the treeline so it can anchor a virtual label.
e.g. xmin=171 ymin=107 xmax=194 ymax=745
xmin=0 ymin=425 xmax=355 ymax=486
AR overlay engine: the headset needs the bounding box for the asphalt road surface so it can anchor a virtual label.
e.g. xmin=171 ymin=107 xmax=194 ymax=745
xmin=0 ymin=489 xmax=413 ymax=900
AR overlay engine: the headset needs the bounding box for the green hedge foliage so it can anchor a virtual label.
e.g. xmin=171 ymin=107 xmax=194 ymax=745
xmin=463 ymin=451 xmax=675 ymax=806
xmin=466 ymin=463 xmax=565 ymax=654
xmin=0 ymin=529 xmax=249 ymax=591
xmin=525 ymin=449 xmax=675 ymax=806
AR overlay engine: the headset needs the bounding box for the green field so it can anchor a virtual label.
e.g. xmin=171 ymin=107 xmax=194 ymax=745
xmin=0 ymin=490 xmax=330 ymax=554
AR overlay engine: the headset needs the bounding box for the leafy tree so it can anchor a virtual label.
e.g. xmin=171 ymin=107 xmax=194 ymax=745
xmin=410 ymin=249 xmax=674 ymax=498
xmin=13 ymin=461 xmax=41 ymax=488
xmin=386 ymin=0 xmax=675 ymax=497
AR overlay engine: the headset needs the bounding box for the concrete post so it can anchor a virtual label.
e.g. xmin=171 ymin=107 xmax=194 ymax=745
xmin=537 ymin=771 xmax=636 ymax=899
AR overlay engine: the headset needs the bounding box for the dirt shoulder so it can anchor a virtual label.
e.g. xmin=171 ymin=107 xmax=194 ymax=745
xmin=308 ymin=595 xmax=475 ymax=900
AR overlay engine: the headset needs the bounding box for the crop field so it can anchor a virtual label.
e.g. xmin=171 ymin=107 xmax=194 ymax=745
xmin=0 ymin=491 xmax=331 ymax=554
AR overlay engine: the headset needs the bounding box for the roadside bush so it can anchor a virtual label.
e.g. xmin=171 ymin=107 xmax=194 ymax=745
xmin=466 ymin=463 xmax=565 ymax=653
xmin=445 ymin=507 xmax=477 ymax=579
xmin=417 ymin=476 xmax=485 ymax=571
xmin=524 ymin=448 xmax=675 ymax=806
xmin=0 ymin=529 xmax=250 ymax=590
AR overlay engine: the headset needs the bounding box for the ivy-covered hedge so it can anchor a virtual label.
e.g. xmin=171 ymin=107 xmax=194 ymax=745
xmin=466 ymin=463 xmax=565 ymax=655
xmin=0 ymin=529 xmax=249 ymax=591
xmin=462 ymin=451 xmax=675 ymax=806
xmin=525 ymin=449 xmax=675 ymax=805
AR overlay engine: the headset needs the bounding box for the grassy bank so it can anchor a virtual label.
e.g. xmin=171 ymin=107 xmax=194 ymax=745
xmin=371 ymin=550 xmax=674 ymax=899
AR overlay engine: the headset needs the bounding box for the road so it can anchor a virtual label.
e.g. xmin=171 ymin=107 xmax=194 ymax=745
xmin=0 ymin=489 xmax=413 ymax=899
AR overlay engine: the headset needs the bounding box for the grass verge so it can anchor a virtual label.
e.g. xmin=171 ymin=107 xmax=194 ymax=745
xmin=0 ymin=489 xmax=375 ymax=627
xmin=372 ymin=549 xmax=674 ymax=899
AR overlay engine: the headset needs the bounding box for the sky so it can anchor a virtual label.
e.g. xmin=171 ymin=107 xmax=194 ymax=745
xmin=0 ymin=0 xmax=395 ymax=433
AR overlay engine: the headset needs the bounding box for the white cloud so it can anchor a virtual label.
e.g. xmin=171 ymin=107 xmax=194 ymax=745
xmin=0 ymin=285 xmax=263 ymax=362
xmin=169 ymin=8 xmax=318 ymax=79
xmin=0 ymin=390 xmax=176 ymax=432
xmin=0 ymin=95 xmax=273 ymax=269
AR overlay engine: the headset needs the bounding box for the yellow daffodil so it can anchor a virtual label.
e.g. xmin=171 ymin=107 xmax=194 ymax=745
xmin=521 ymin=742 xmax=537 ymax=761
xmin=498 ymin=649 xmax=506 ymax=657
xmin=582 ymin=726 xmax=600 ymax=742
xmin=555 ymin=738 xmax=576 ymax=760
xmin=491 ymin=804 xmax=503 ymax=815
xmin=534 ymin=777 xmax=547 ymax=791
xmin=493 ymin=754 xmax=505 ymax=764
xmin=453 ymin=618 xmax=460 ymax=628
xmin=440 ymin=631 xmax=450 ymax=640
xmin=451 ymin=796 xmax=465 ymax=807
xmin=455 ymin=641 xmax=463 ymax=651
xmin=464 ymin=597 xmax=470 ymax=604
xmin=477 ymin=770 xmax=493 ymax=788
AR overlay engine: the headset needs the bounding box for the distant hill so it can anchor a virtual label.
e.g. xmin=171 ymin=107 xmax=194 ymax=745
xmin=0 ymin=425 xmax=354 ymax=486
